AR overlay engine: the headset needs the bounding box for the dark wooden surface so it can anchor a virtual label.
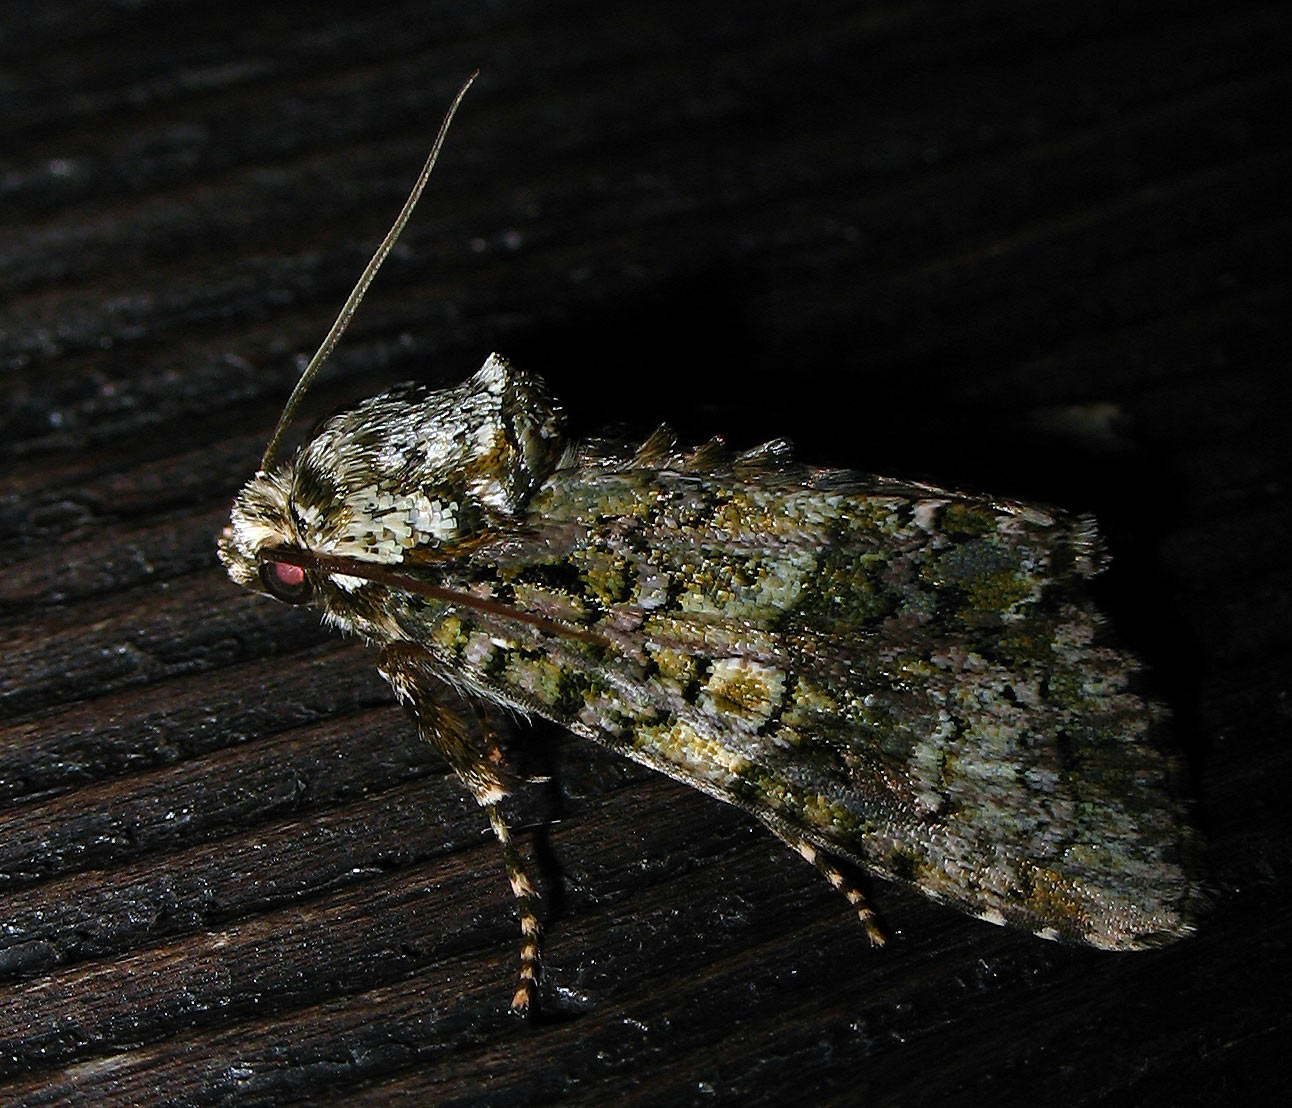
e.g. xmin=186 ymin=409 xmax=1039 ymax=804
xmin=2 ymin=2 xmax=1289 ymax=1104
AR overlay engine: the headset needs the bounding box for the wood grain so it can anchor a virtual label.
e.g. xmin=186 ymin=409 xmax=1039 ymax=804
xmin=2 ymin=2 xmax=1289 ymax=1104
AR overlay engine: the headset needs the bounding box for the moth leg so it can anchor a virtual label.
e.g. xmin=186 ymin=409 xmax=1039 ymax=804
xmin=378 ymin=643 xmax=543 ymax=1012
xmin=483 ymin=800 xmax=542 ymax=1012
xmin=783 ymin=834 xmax=886 ymax=947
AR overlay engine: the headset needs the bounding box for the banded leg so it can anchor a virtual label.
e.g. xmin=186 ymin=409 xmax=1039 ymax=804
xmin=378 ymin=643 xmax=544 ymax=1012
xmin=484 ymin=801 xmax=543 ymax=1012
xmin=784 ymin=834 xmax=886 ymax=947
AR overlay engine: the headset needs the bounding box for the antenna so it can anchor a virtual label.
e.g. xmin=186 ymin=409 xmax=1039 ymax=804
xmin=259 ymin=70 xmax=479 ymax=471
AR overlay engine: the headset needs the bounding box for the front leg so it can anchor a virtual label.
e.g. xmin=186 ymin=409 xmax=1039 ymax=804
xmin=378 ymin=642 xmax=542 ymax=1013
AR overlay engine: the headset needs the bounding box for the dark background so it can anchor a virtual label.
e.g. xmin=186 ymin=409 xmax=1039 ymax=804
xmin=2 ymin=2 xmax=1289 ymax=1104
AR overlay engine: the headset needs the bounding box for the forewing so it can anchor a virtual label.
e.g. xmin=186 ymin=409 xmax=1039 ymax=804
xmin=430 ymin=452 xmax=1198 ymax=949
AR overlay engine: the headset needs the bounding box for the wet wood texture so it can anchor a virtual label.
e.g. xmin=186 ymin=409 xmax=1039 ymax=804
xmin=2 ymin=2 xmax=1289 ymax=1104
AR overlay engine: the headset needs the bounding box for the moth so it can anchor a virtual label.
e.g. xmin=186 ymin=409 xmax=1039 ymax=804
xmin=219 ymin=76 xmax=1202 ymax=1011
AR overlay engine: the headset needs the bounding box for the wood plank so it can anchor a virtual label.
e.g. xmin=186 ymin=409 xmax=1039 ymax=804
xmin=2 ymin=1 xmax=1288 ymax=1104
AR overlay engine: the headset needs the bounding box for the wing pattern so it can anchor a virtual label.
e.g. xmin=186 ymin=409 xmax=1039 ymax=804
xmin=379 ymin=435 xmax=1198 ymax=949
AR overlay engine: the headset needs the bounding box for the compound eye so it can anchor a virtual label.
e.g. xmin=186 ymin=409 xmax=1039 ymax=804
xmin=258 ymin=558 xmax=312 ymax=604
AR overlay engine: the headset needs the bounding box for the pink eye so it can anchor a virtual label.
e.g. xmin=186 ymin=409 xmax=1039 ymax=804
xmin=272 ymin=562 xmax=305 ymax=587
xmin=258 ymin=558 xmax=312 ymax=603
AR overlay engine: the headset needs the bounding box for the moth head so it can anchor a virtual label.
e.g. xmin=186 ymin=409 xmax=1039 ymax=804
xmin=221 ymin=73 xmax=510 ymax=618
xmin=220 ymin=354 xmax=565 ymax=615
xmin=218 ymin=465 xmax=311 ymax=603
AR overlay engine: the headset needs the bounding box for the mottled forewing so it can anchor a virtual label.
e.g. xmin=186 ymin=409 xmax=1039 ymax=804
xmin=415 ymin=447 xmax=1200 ymax=950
